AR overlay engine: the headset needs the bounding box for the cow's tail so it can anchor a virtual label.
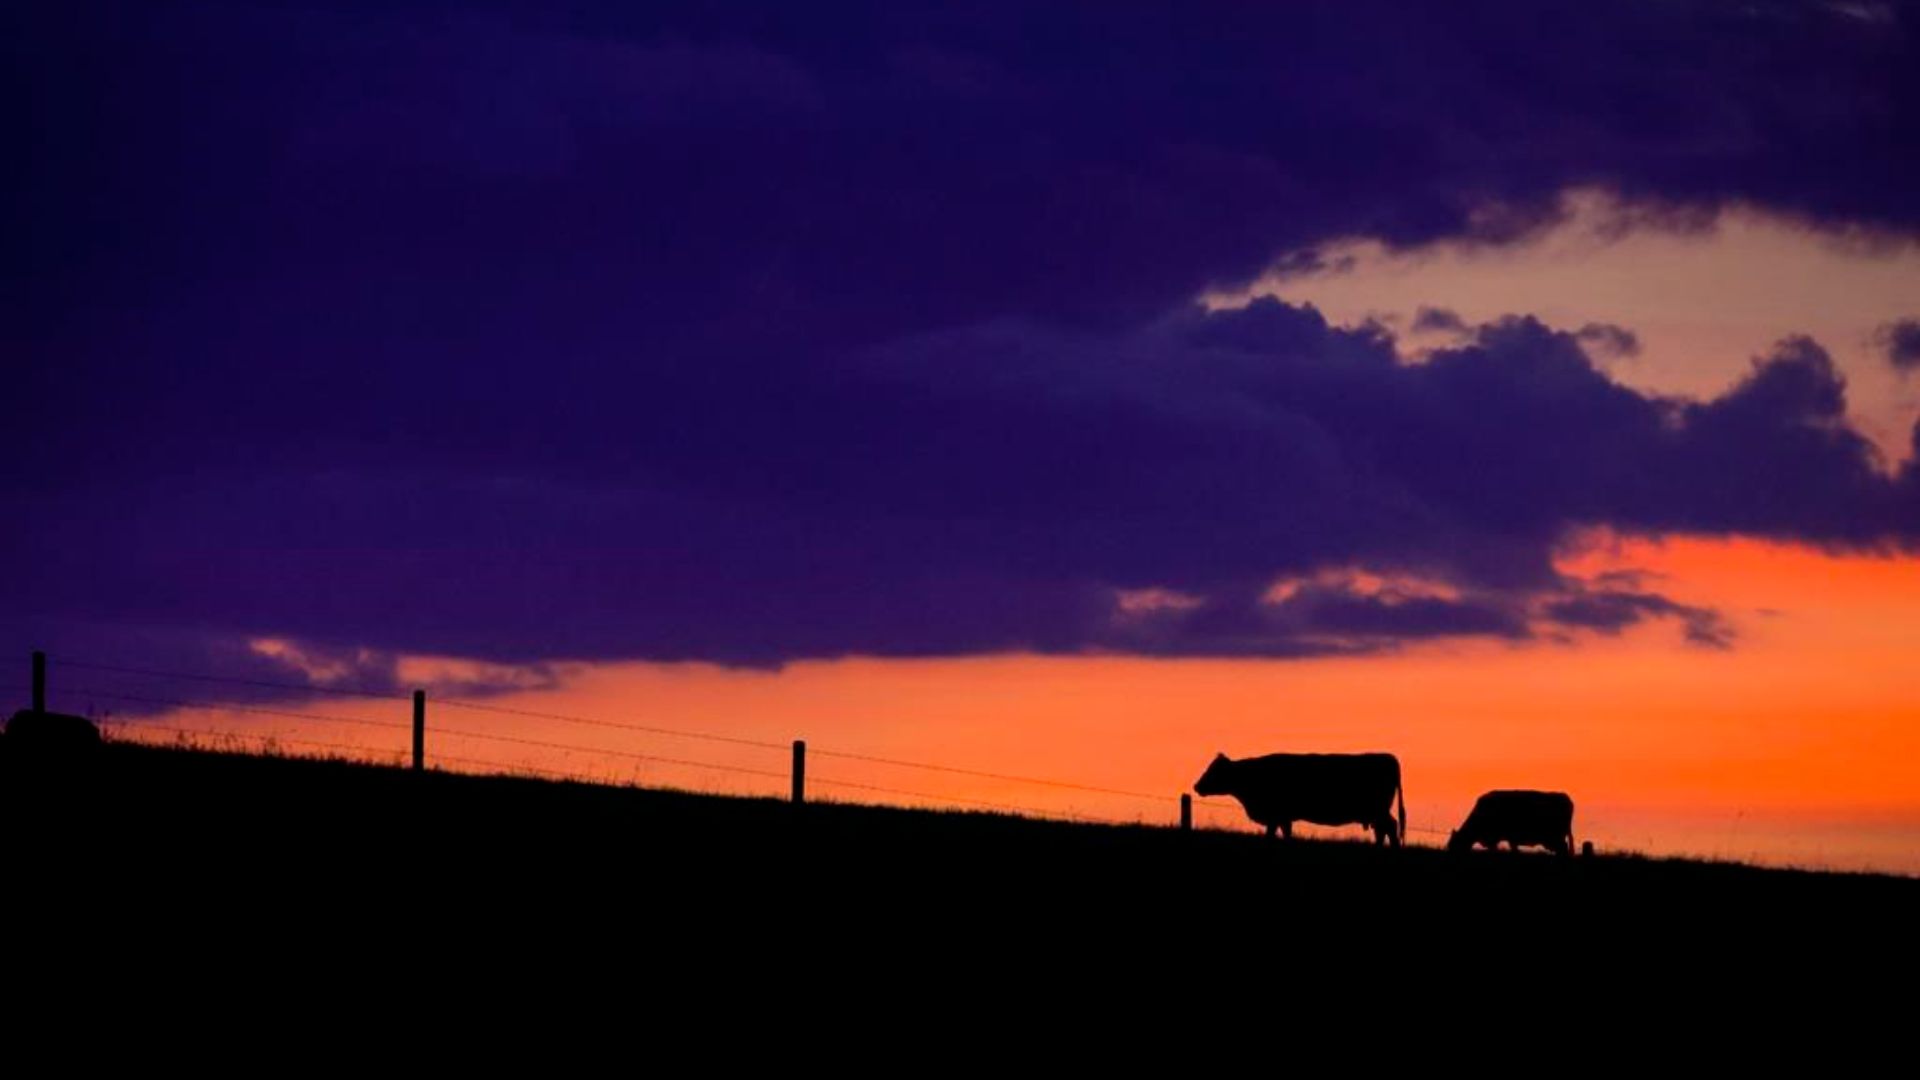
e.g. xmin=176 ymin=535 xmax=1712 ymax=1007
xmin=1395 ymin=768 xmax=1407 ymax=848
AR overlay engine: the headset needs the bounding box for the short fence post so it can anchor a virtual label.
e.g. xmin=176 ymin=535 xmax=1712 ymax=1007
xmin=31 ymin=650 xmax=46 ymax=712
xmin=412 ymin=689 xmax=426 ymax=772
xmin=1180 ymin=793 xmax=1192 ymax=832
xmin=791 ymin=739 xmax=806 ymax=805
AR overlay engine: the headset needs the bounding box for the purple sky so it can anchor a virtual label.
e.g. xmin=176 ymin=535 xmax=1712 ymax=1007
xmin=7 ymin=1 xmax=1919 ymax=696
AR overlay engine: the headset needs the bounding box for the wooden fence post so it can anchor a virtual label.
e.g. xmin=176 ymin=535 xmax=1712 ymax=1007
xmin=791 ymin=739 xmax=806 ymax=805
xmin=412 ymin=689 xmax=426 ymax=772
xmin=1180 ymin=793 xmax=1192 ymax=832
xmin=32 ymin=650 xmax=46 ymax=712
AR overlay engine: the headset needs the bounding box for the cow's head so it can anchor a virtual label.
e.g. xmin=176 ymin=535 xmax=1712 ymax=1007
xmin=1193 ymin=752 xmax=1234 ymax=796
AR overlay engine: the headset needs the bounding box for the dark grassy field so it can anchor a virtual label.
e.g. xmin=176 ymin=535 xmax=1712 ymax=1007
xmin=5 ymin=741 xmax=1915 ymax=1045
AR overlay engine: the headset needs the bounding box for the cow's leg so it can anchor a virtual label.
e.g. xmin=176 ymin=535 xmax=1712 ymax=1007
xmin=1264 ymin=824 xmax=1277 ymax=839
xmin=1280 ymin=822 xmax=1293 ymax=841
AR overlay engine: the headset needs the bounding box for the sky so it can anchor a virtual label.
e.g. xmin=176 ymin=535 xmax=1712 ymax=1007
xmin=7 ymin=1 xmax=1920 ymax=872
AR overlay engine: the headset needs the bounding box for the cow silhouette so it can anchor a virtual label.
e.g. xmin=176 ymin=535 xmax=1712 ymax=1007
xmin=1448 ymin=790 xmax=1574 ymax=855
xmin=1194 ymin=752 xmax=1405 ymax=846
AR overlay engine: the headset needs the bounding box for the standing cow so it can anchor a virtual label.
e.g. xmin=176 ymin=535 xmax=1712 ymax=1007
xmin=1194 ymin=752 xmax=1406 ymax=846
xmin=1447 ymin=790 xmax=1575 ymax=855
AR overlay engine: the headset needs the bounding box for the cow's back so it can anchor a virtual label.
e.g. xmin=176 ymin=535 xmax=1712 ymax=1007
xmin=1465 ymin=790 xmax=1573 ymax=842
xmin=1231 ymin=752 xmax=1399 ymax=827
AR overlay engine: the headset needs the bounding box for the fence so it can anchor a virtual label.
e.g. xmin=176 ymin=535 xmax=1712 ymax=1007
xmin=7 ymin=650 xmax=1458 ymax=842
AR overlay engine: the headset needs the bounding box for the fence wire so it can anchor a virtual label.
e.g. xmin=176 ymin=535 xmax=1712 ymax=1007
xmin=26 ymin=657 xmax=1455 ymax=837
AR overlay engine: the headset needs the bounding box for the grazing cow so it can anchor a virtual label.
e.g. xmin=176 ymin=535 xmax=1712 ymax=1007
xmin=1448 ymin=790 xmax=1574 ymax=855
xmin=5 ymin=709 xmax=103 ymax=753
xmin=1193 ymin=752 xmax=1405 ymax=846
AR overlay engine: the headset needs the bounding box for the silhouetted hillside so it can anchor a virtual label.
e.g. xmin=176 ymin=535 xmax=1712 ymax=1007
xmin=5 ymin=742 xmax=1914 ymax=1039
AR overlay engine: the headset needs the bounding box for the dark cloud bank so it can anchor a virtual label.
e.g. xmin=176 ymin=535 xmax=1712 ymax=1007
xmin=1881 ymin=319 xmax=1920 ymax=372
xmin=6 ymin=1 xmax=1919 ymax=699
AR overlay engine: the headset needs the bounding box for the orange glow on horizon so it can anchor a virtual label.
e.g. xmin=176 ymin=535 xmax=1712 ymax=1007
xmin=94 ymin=536 xmax=1920 ymax=875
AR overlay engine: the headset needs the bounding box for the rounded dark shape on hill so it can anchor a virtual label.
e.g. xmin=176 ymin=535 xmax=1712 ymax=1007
xmin=5 ymin=710 xmax=103 ymax=754
xmin=1450 ymin=790 xmax=1576 ymax=855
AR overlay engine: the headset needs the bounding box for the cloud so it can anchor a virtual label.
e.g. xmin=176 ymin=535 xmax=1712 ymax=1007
xmin=1104 ymin=580 xmax=1530 ymax=659
xmin=12 ymin=1 xmax=1918 ymax=352
xmin=1413 ymin=307 xmax=1472 ymax=335
xmin=1277 ymin=582 xmax=1532 ymax=643
xmin=4 ymin=616 xmax=560 ymax=717
xmin=5 ymin=1 xmax=1918 ymax=687
xmin=7 ymin=296 xmax=1909 ymax=675
xmin=1542 ymin=588 xmax=1732 ymax=648
xmin=1576 ymin=323 xmax=1643 ymax=359
xmin=1877 ymin=319 xmax=1920 ymax=373
xmin=1267 ymin=249 xmax=1361 ymax=280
